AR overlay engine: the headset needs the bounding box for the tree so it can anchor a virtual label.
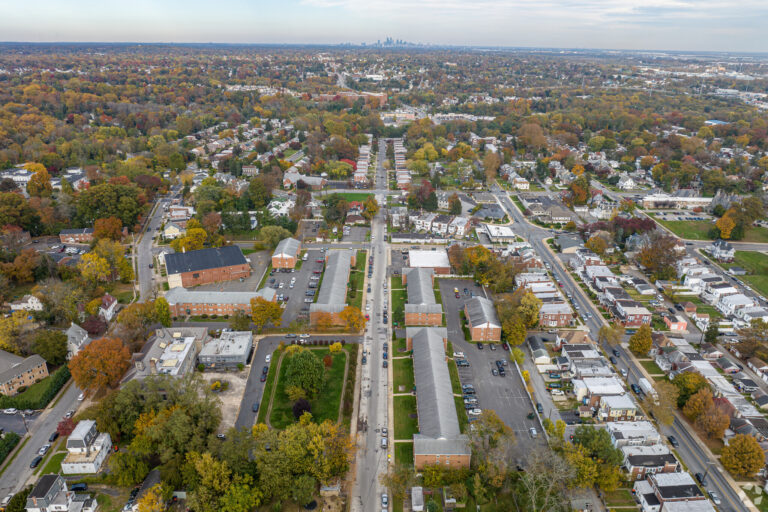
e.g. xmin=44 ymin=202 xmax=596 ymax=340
xmin=293 ymin=398 xmax=311 ymax=419
xmin=315 ymin=312 xmax=334 ymax=331
xmin=248 ymin=176 xmax=273 ymax=209
xmin=637 ymin=232 xmax=681 ymax=280
xmin=0 ymin=311 xmax=35 ymax=354
xmin=78 ymin=253 xmax=111 ymax=285
xmin=94 ymin=216 xmax=124 ymax=240
xmin=517 ymin=447 xmax=574 ymax=512
xmin=201 ymin=212 xmax=222 ymax=235
xmin=682 ymin=387 xmax=713 ymax=420
xmin=362 ymin=196 xmax=380 ymax=221
xmin=628 ymin=324 xmax=652 ymax=356
xmin=69 ymin=337 xmax=131 ymax=391
xmin=696 ymin=404 xmax=729 ymax=439
xmin=109 ymin=451 xmax=151 ymax=487
xmin=170 ymin=228 xmax=207 ymax=252
xmin=26 ymin=163 xmax=52 ymax=196
xmin=585 ymin=235 xmax=607 ymax=255
xmin=93 ymin=239 xmax=134 ymax=282
xmin=229 ymin=310 xmax=251 ymax=330
xmin=518 ymin=292 xmax=542 ymax=328
xmin=154 ymin=297 xmax=171 ymax=327
xmin=715 ymin=215 xmax=735 ymax=239
xmin=339 ymin=306 xmax=366 ymax=332
xmin=33 ymin=330 xmax=68 ymax=366
xmin=643 ymin=380 xmax=679 ymax=426
xmin=291 ymin=474 xmax=316 ymax=505
xmin=57 ymin=417 xmax=76 ymax=436
xmin=721 ymin=434 xmax=765 ymax=478
xmin=598 ymin=324 xmax=624 ymax=346
xmin=259 ymin=225 xmax=292 ymax=249
xmin=329 ymin=342 xmax=342 ymax=353
xmin=672 ymin=371 xmax=710 ymax=408
xmin=736 ymin=319 xmax=768 ymax=359
xmin=284 ymin=349 xmax=325 ymax=398
xmin=704 ymin=322 xmax=719 ymax=344
xmin=117 ymin=301 xmax=156 ymax=342
xmin=136 ymin=483 xmax=164 ymax=512
xmin=511 ymin=347 xmax=525 ymax=365
xmin=250 ymin=297 xmax=282 ymax=332
xmin=380 ymin=464 xmax=417 ymax=502
xmin=483 ymin=151 xmax=501 ymax=182
xmin=1 ymin=248 xmax=40 ymax=284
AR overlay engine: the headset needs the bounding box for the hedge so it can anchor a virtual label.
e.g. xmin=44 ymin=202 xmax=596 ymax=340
xmin=0 ymin=366 xmax=71 ymax=410
xmin=0 ymin=432 xmax=20 ymax=465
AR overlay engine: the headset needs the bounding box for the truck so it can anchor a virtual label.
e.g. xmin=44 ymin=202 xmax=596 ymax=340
xmin=638 ymin=378 xmax=657 ymax=401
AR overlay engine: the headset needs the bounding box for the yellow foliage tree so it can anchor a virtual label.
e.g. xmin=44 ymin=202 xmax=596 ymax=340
xmin=0 ymin=311 xmax=35 ymax=354
xmin=136 ymin=484 xmax=164 ymax=512
xmin=26 ymin=163 xmax=53 ymax=196
xmin=716 ymin=214 xmax=735 ymax=239
xmin=250 ymin=297 xmax=282 ymax=332
xmin=339 ymin=306 xmax=365 ymax=332
xmin=78 ymin=253 xmax=111 ymax=285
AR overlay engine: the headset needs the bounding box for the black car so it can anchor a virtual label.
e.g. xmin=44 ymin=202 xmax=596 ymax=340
xmin=609 ymin=356 xmax=618 ymax=364
xmin=70 ymin=483 xmax=88 ymax=492
xmin=476 ymin=342 xmax=484 ymax=350
xmin=30 ymin=456 xmax=42 ymax=469
xmin=675 ymin=303 xmax=684 ymax=311
xmin=383 ymin=360 xmax=388 ymax=368
xmin=536 ymin=402 xmax=543 ymax=413
xmin=48 ymin=431 xmax=60 ymax=443
xmin=630 ymin=383 xmax=641 ymax=394
xmin=612 ymin=349 xmax=620 ymax=357
xmin=668 ymin=307 xmax=676 ymax=315
xmin=668 ymin=435 xmax=679 ymax=447
xmin=252 ymin=402 xmax=259 ymax=412
xmin=695 ymin=472 xmax=706 ymax=486
xmin=262 ymin=366 xmax=269 ymax=375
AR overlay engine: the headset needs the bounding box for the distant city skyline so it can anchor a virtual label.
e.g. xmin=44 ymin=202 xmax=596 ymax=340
xmin=1 ymin=0 xmax=767 ymax=53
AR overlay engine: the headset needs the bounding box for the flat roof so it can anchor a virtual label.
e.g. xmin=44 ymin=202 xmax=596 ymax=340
xmin=409 ymin=250 xmax=451 ymax=269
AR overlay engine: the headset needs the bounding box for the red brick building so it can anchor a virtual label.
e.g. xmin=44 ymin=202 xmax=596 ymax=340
xmin=165 ymin=287 xmax=276 ymax=317
xmin=59 ymin=228 xmax=94 ymax=244
xmin=165 ymin=246 xmax=251 ymax=289
xmin=271 ymin=237 xmax=301 ymax=269
xmin=464 ymin=296 xmax=501 ymax=342
xmin=403 ymin=268 xmax=443 ymax=327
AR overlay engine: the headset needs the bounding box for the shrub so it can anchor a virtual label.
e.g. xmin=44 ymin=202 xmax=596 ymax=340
xmin=0 ymin=432 xmax=21 ymax=464
xmin=237 ymin=363 xmax=244 ymax=371
xmin=198 ymin=363 xmax=205 ymax=372
xmin=201 ymin=314 xmax=208 ymax=318
xmin=0 ymin=366 xmax=70 ymax=410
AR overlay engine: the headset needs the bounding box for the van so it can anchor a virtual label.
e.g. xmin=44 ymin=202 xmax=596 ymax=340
xmin=381 ymin=438 xmax=388 ymax=449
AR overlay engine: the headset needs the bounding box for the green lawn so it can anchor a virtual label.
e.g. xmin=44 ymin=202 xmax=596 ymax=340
xmin=331 ymin=192 xmax=374 ymax=203
xmin=394 ymin=338 xmax=409 ymax=354
xmin=40 ymin=452 xmax=67 ymax=475
xmin=269 ymin=348 xmax=348 ymax=429
xmin=603 ymin=488 xmax=637 ymax=508
xmin=256 ymin=349 xmax=280 ymax=424
xmin=650 ymin=213 xmax=768 ymax=243
xmin=391 ymin=278 xmax=407 ymax=327
xmin=454 ymin=396 xmax=469 ymax=433
xmin=394 ymin=442 xmax=414 ymax=466
xmin=639 ymin=359 xmax=664 ymax=375
xmin=743 ymin=485 xmax=768 ymax=512
xmin=393 ymin=358 xmax=414 ymax=392
xmin=394 ymin=395 xmax=418 ymax=440
xmin=723 ymin=251 xmax=768 ymax=298
xmin=448 ymin=360 xmax=462 ymax=395
xmin=686 ymin=295 xmax=723 ymax=320
xmin=347 ymin=266 xmax=366 ymax=310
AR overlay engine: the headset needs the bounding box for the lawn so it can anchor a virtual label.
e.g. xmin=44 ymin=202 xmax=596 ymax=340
xmin=725 ymin=251 xmax=768 ymax=298
xmin=394 ymin=395 xmax=418 ymax=440
xmin=40 ymin=452 xmax=67 ymax=475
xmin=269 ymin=348 xmax=348 ymax=429
xmin=603 ymin=488 xmax=637 ymax=508
xmin=394 ymin=338 xmax=409 ymax=354
xmin=448 ymin=360 xmax=462 ymax=395
xmin=650 ymin=215 xmax=713 ymax=240
xmin=685 ymin=296 xmax=723 ymax=320
xmin=394 ymin=442 xmax=414 ymax=466
xmin=331 ymin=192 xmax=374 ymax=203
xmin=393 ymin=358 xmax=414 ymax=392
xmin=639 ymin=359 xmax=664 ymax=375
xmin=454 ymin=396 xmax=469 ymax=433
xmin=391 ymin=278 xmax=407 ymax=327
xmin=347 ymin=254 xmax=366 ymax=310
xmin=256 ymin=350 xmax=280 ymax=424
xmin=743 ymin=485 xmax=768 ymax=512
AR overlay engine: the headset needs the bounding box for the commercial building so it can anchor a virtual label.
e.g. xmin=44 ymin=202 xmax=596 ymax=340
xmin=310 ymin=250 xmax=355 ymax=326
xmin=483 ymin=224 xmax=517 ymax=243
xmin=412 ymin=327 xmax=470 ymax=469
xmin=272 ymin=237 xmax=301 ymax=269
xmin=25 ymin=474 xmax=98 ymax=512
xmin=408 ymin=250 xmax=451 ymax=274
xmin=464 ymin=296 xmax=501 ymax=341
xmin=164 ymin=287 xmax=275 ymax=317
xmin=403 ymin=268 xmax=443 ymax=326
xmin=0 ymin=351 xmax=48 ymax=396
xmin=641 ymin=193 xmax=712 ymax=210
xmin=61 ymin=420 xmax=112 ymax=474
xmin=165 ymin=245 xmax=251 ymax=289
xmin=59 ymin=228 xmax=94 ymax=244
xmin=198 ymin=331 xmax=253 ymax=370
xmin=125 ymin=328 xmax=206 ymax=381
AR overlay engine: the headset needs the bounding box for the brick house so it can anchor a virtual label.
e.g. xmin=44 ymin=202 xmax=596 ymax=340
xmin=165 ymin=246 xmax=251 ymax=289
xmin=59 ymin=228 xmax=94 ymax=244
xmin=539 ymin=302 xmax=573 ymax=327
xmin=403 ymin=268 xmax=443 ymax=326
xmin=621 ymin=445 xmax=679 ymax=480
xmin=0 ymin=351 xmax=48 ymax=396
xmin=464 ymin=296 xmax=501 ymax=341
xmin=271 ymin=237 xmax=301 ymax=269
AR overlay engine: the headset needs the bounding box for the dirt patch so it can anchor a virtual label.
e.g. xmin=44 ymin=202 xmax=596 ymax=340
xmin=201 ymin=370 xmax=248 ymax=433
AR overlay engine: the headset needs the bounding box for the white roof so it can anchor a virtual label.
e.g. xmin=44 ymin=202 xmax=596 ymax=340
xmin=583 ymin=377 xmax=625 ymax=395
xmin=601 ymin=394 xmax=636 ymax=409
xmin=409 ymin=250 xmax=450 ymax=269
xmin=484 ymin=224 xmax=515 ymax=238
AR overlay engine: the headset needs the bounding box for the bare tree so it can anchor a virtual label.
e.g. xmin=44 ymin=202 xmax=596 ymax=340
xmin=517 ymin=447 xmax=574 ymax=512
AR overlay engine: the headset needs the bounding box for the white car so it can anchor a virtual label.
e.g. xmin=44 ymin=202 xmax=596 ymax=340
xmin=2 ymin=408 xmax=17 ymax=415
xmin=299 ymin=333 xmax=310 ymax=339
xmin=366 ymin=304 xmax=371 ymax=311
xmin=278 ymin=282 xmax=284 ymax=289
xmin=38 ymin=444 xmax=50 ymax=456
xmin=265 ymin=355 xmax=271 ymax=363
xmin=77 ymin=393 xmax=85 ymax=401
xmin=468 ymin=408 xmax=482 ymax=416
xmin=453 ymin=352 xmax=465 ymax=358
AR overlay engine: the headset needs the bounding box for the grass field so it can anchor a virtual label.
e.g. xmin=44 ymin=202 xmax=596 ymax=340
xmin=448 ymin=360 xmax=462 ymax=395
xmin=394 ymin=395 xmax=418 ymax=440
xmin=686 ymin=295 xmax=723 ymax=320
xmin=650 ymin=213 xmax=768 ymax=243
xmin=256 ymin=350 xmax=280 ymax=424
xmin=394 ymin=442 xmax=414 ymax=466
xmin=40 ymin=452 xmax=66 ymax=475
xmin=346 ymin=250 xmax=367 ymax=310
xmin=391 ymin=277 xmax=407 ymax=327
xmin=725 ymin=251 xmax=768 ymax=298
xmin=639 ymin=359 xmax=665 ymax=375
xmin=603 ymin=489 xmax=637 ymax=508
xmin=330 ymin=192 xmax=374 ymax=203
xmin=454 ymin=396 xmax=469 ymax=433
xmin=743 ymin=485 xmax=768 ymax=512
xmin=269 ymin=348 xmax=347 ymax=429
xmin=393 ymin=358 xmax=414 ymax=392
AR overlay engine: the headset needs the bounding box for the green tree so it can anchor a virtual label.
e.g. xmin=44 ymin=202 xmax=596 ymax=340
xmin=259 ymin=225 xmax=293 ymax=249
xmin=109 ymin=451 xmax=150 ymax=486
xmin=291 ymin=474 xmax=316 ymax=505
xmin=510 ymin=347 xmax=525 ymax=365
xmin=672 ymin=371 xmax=710 ymax=408
xmin=284 ymin=349 xmax=325 ymax=398
xmin=33 ymin=330 xmax=68 ymax=365
xmin=380 ymin=465 xmax=417 ymax=502
xmin=598 ymin=324 xmax=624 ymax=346
xmin=448 ymin=193 xmax=462 ymax=215
xmin=229 ymin=310 xmax=251 ymax=330
xmin=704 ymin=322 xmax=719 ymax=344
xmin=721 ymin=434 xmax=765 ymax=478
xmin=154 ymin=297 xmax=171 ymax=327
xmin=628 ymin=324 xmax=652 ymax=356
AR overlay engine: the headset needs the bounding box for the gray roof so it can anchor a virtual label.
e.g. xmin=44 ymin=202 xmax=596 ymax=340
xmin=0 ymin=349 xmax=24 ymax=375
xmin=59 ymin=228 xmax=94 ymax=235
xmin=465 ymin=296 xmax=500 ymax=328
xmin=273 ymin=237 xmax=300 ymax=258
xmin=165 ymin=245 xmax=247 ymax=275
xmin=404 ymin=268 xmax=438 ymax=307
xmin=411 ymin=327 xmax=469 ymax=456
xmin=66 ymin=322 xmax=88 ymax=341
xmin=165 ymin=287 xmax=275 ymax=305
xmin=312 ymin=250 xmax=352 ymax=309
xmin=0 ymin=353 xmax=46 ymax=386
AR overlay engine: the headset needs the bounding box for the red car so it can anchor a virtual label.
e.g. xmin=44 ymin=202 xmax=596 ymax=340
xmin=260 ymin=374 xmax=267 ymax=382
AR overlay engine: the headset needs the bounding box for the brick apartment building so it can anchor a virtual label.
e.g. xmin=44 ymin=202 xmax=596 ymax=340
xmin=0 ymin=351 xmax=49 ymax=396
xmin=165 ymin=246 xmax=251 ymax=289
xmin=464 ymin=296 xmax=501 ymax=341
xmin=403 ymin=268 xmax=443 ymax=326
xmin=271 ymin=237 xmax=301 ymax=269
xmin=164 ymin=287 xmax=276 ymax=317
xmin=310 ymin=250 xmax=355 ymax=327
xmin=59 ymin=228 xmax=94 ymax=244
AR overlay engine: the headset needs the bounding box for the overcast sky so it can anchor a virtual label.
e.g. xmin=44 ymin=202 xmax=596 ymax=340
xmin=1 ymin=0 xmax=766 ymax=52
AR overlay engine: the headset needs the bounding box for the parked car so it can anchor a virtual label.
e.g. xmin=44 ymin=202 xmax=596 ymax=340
xmin=489 ymin=343 xmax=497 ymax=351
xmin=252 ymin=402 xmax=259 ymax=412
xmin=29 ymin=456 xmax=42 ymax=469
xmin=630 ymin=383 xmax=642 ymax=394
xmin=529 ymin=427 xmax=537 ymax=438
xmin=476 ymin=342 xmax=484 ymax=350
xmin=536 ymin=402 xmax=544 ymax=413
xmin=668 ymin=435 xmax=679 ymax=447
xmin=695 ymin=472 xmax=706 ymax=486
xmin=38 ymin=444 xmax=50 ymax=456
xmin=48 ymin=432 xmax=59 ymax=443
xmin=609 ymin=356 xmax=618 ymax=364
xmin=708 ymin=491 xmax=721 ymax=505
xmin=612 ymin=349 xmax=620 ymax=357
xmin=491 ymin=368 xmax=498 ymax=376
xmin=70 ymin=483 xmax=88 ymax=492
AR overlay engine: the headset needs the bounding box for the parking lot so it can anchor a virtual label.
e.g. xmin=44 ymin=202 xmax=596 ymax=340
xmin=436 ymin=278 xmax=545 ymax=454
xmin=264 ymin=248 xmax=325 ymax=325
xmin=653 ymin=211 xmax=713 ymax=222
xmin=342 ymin=226 xmax=369 ymax=243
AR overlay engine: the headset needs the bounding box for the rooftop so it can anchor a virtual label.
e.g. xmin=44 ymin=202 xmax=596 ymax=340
xmin=165 ymin=245 xmax=247 ymax=275
xmin=465 ymin=296 xmax=500 ymax=328
xmin=273 ymin=237 xmax=300 ymax=258
xmin=311 ymin=250 xmax=352 ymax=312
xmin=165 ymin=287 xmax=275 ymax=305
xmin=409 ymin=249 xmax=451 ymax=269
xmin=199 ymin=331 xmax=253 ymax=358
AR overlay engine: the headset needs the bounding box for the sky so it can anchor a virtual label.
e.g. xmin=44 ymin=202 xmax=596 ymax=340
xmin=1 ymin=0 xmax=767 ymax=53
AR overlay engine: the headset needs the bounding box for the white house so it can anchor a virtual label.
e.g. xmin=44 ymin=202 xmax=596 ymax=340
xmin=716 ymin=293 xmax=756 ymax=316
xmin=8 ymin=294 xmax=43 ymax=312
xmin=98 ymin=294 xmax=118 ymax=322
xmin=61 ymin=420 xmax=112 ymax=474
xmin=448 ymin=216 xmax=471 ymax=238
xmin=617 ymin=173 xmax=636 ymax=190
xmin=706 ymin=239 xmax=735 ymax=262
xmin=66 ymin=323 xmax=91 ymax=360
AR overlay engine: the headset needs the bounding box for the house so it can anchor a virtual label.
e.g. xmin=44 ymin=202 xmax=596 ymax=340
xmin=614 ymin=301 xmax=652 ymax=328
xmin=633 ymin=472 xmax=712 ymax=512
xmin=544 ymin=205 xmax=573 ymax=224
xmin=663 ymin=315 xmax=688 ymax=332
xmin=607 ymin=421 xmax=661 ymax=448
xmin=8 ymin=294 xmax=43 ymax=312
xmin=448 ymin=216 xmax=471 ymax=238
xmin=464 ymin=297 xmax=501 ymax=341
xmin=617 ymin=173 xmax=637 ymax=190
xmin=539 ymin=303 xmax=573 ymax=327
xmin=408 ymin=250 xmax=451 ymax=274
xmin=412 ymin=326 xmax=471 ymax=469
xmin=271 ymin=237 xmax=301 ymax=269
xmin=98 ymin=294 xmax=118 ymax=322
xmin=555 ymin=235 xmax=583 ymax=254
xmin=66 ymin=323 xmax=91 ymax=360
xmin=165 ymin=246 xmax=251 ymax=289
xmin=283 ymin=169 xmax=326 ymax=189
xmin=163 ymin=222 xmax=185 ymax=239
xmin=528 ymin=335 xmax=551 ymax=365
xmin=403 ymin=268 xmax=443 ymax=327
xmin=25 ymin=474 xmax=98 ymax=512
xmin=0 ymin=351 xmax=48 ymax=396
xmin=599 ymin=394 xmax=638 ymax=422
xmin=310 ymin=250 xmax=355 ymax=326
xmin=715 ymin=356 xmax=739 ymax=374
xmin=716 ymin=293 xmax=756 ymax=316
xmin=621 ymin=445 xmax=679 ymax=480
xmin=124 ymin=328 xmax=204 ymax=381
xmin=573 ymin=377 xmax=626 ymax=406
xmin=752 ymin=390 xmax=768 ymax=409
xmin=61 ymin=420 xmax=112 ymax=474
xmin=706 ymin=239 xmax=735 ymax=262
xmin=59 ymin=228 xmax=94 ymax=244
xmin=165 ymin=287 xmax=274 ymax=317
xmin=198 ymin=331 xmax=253 ymax=370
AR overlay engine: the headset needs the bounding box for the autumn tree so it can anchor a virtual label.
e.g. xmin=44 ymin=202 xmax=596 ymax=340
xmin=598 ymin=324 xmax=624 ymax=346
xmin=1 ymin=248 xmax=40 ymax=284
xmin=93 ymin=239 xmax=134 ymax=282
xmin=637 ymin=232 xmax=681 ymax=280
xmin=26 ymin=163 xmax=52 ymax=196
xmin=229 ymin=310 xmax=251 ymax=331
xmin=339 ymin=306 xmax=365 ymax=332
xmin=69 ymin=337 xmax=131 ymax=391
xmin=643 ymin=380 xmax=678 ymax=426
xmin=136 ymin=483 xmax=164 ymax=512
xmin=628 ymin=324 xmax=652 ymax=356
xmin=721 ymin=434 xmax=765 ymax=478
xmin=94 ymin=217 xmax=124 ymax=240
xmin=154 ymin=297 xmax=171 ymax=327
xmin=736 ymin=319 xmax=768 ymax=359
xmin=0 ymin=311 xmax=35 ymax=354
xmin=78 ymin=253 xmax=111 ymax=285
xmin=201 ymin=212 xmax=222 ymax=235
xmin=33 ymin=330 xmax=68 ymax=366
xmin=315 ymin=312 xmax=334 ymax=332
xmin=362 ymin=196 xmax=380 ymax=221
xmin=715 ymin=214 xmax=735 ymax=240
xmin=585 ymin=235 xmax=607 ymax=255
xmin=518 ymin=292 xmax=542 ymax=328
xmin=682 ymin=387 xmax=713 ymax=420
xmin=672 ymin=371 xmax=710 ymax=408
xmin=251 ymin=297 xmax=282 ymax=332
xmin=695 ymin=404 xmax=729 ymax=439
xmin=380 ymin=465 xmax=417 ymax=502
xmin=483 ymin=151 xmax=502 ymax=182
xmin=448 ymin=193 xmax=462 ymax=215
xmin=57 ymin=417 xmax=76 ymax=436
xmin=170 ymin=227 xmax=207 ymax=252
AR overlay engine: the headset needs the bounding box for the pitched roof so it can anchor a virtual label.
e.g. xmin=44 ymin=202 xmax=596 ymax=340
xmin=165 ymin=286 xmax=275 ymax=305
xmin=404 ymin=268 xmax=437 ymax=306
xmin=465 ymin=296 xmax=500 ymax=328
xmin=0 ymin=353 xmax=45 ymax=385
xmin=165 ymin=245 xmax=247 ymax=275
xmin=273 ymin=237 xmax=300 ymax=258
xmin=29 ymin=474 xmax=60 ymax=499
xmin=311 ymin=250 xmax=352 ymax=313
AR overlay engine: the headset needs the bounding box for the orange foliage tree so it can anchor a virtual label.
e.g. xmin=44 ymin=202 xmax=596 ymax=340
xmin=69 ymin=337 xmax=131 ymax=391
xmin=94 ymin=216 xmax=124 ymax=240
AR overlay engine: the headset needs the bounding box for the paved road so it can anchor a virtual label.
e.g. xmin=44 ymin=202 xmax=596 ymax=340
xmin=353 ymin=138 xmax=390 ymax=512
xmin=0 ymin=383 xmax=82 ymax=498
xmin=494 ymin=185 xmax=749 ymax=512
xmin=136 ymin=194 xmax=173 ymax=302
